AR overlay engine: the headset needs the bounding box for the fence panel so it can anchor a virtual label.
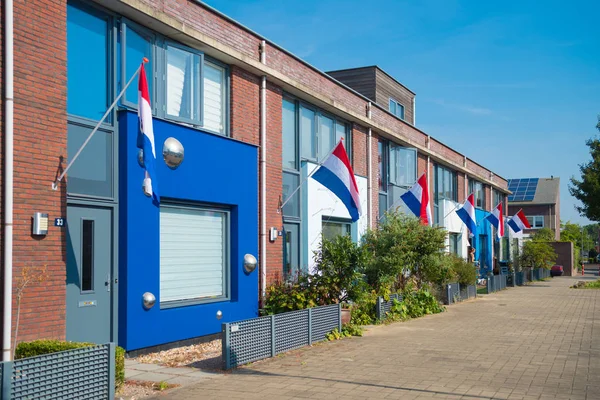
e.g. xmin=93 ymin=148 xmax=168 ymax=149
xmin=376 ymin=294 xmax=403 ymax=320
xmin=2 ymin=343 xmax=114 ymax=400
xmin=274 ymin=309 xmax=310 ymax=354
xmin=445 ymin=283 xmax=461 ymax=305
xmin=223 ymin=304 xmax=341 ymax=369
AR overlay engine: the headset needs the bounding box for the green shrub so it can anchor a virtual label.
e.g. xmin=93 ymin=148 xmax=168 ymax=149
xmin=446 ymin=254 xmax=477 ymax=287
xmin=262 ymin=275 xmax=317 ymax=315
xmin=15 ymin=340 xmax=125 ymax=390
xmin=388 ymin=286 xmax=444 ymax=321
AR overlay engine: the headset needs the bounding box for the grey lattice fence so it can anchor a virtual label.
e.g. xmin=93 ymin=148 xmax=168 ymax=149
xmin=222 ymin=304 xmax=341 ymax=369
xmin=487 ymin=275 xmax=507 ymax=293
xmin=375 ymin=294 xmax=403 ymax=320
xmin=459 ymin=284 xmax=477 ymax=301
xmin=444 ymin=283 xmax=461 ymax=305
xmin=1 ymin=343 xmax=115 ymax=400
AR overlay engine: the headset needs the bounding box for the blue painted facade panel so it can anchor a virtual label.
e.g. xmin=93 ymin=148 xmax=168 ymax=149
xmin=474 ymin=208 xmax=493 ymax=277
xmin=118 ymin=111 xmax=258 ymax=351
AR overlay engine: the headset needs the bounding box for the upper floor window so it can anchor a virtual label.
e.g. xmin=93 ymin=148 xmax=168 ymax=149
xmin=378 ymin=140 xmax=417 ymax=218
xmin=493 ymin=189 xmax=505 ymax=208
xmin=389 ymin=144 xmax=416 ymax=187
xmin=434 ymin=164 xmax=458 ymax=225
xmin=469 ymin=179 xmax=486 ymax=209
xmin=282 ymin=97 xmax=351 ymax=170
xmin=527 ymin=216 xmax=544 ymax=229
xmin=389 ymin=98 xmax=405 ymax=120
xmin=68 ymin=7 xmax=229 ymax=136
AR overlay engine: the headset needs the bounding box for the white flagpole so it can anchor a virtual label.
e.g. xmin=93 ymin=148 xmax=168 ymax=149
xmin=52 ymin=57 xmax=148 ymax=190
xmin=278 ymin=137 xmax=345 ymax=212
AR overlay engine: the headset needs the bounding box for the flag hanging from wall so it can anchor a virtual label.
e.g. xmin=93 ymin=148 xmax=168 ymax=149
xmin=400 ymin=173 xmax=432 ymax=226
xmin=456 ymin=194 xmax=477 ymax=236
xmin=508 ymin=209 xmax=531 ymax=233
xmin=138 ymin=63 xmax=159 ymax=204
xmin=311 ymin=141 xmax=362 ymax=222
xmin=485 ymin=202 xmax=504 ymax=239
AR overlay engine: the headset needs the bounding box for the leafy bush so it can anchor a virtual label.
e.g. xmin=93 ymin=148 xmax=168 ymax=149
xmin=446 ymin=254 xmax=477 ymax=287
xmin=325 ymin=324 xmax=363 ymax=341
xmin=312 ymin=234 xmax=368 ymax=304
xmin=519 ymin=240 xmax=557 ymax=269
xmin=15 ymin=340 xmax=125 ymax=390
xmin=388 ymin=286 xmax=444 ymax=321
xmin=363 ymin=213 xmax=446 ymax=292
xmin=262 ymin=275 xmax=317 ymax=315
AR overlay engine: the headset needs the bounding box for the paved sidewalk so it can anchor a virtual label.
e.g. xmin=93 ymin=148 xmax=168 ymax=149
xmin=151 ymin=276 xmax=600 ymax=400
xmin=125 ymin=358 xmax=216 ymax=386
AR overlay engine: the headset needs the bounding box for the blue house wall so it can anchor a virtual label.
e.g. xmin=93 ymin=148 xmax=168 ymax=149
xmin=474 ymin=208 xmax=493 ymax=277
xmin=118 ymin=111 xmax=258 ymax=351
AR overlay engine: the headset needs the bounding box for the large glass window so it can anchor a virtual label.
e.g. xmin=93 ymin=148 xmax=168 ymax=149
xmin=282 ymin=99 xmax=297 ymax=169
xmin=378 ymin=140 xmax=417 ymax=217
xmin=282 ymin=172 xmax=300 ymax=218
xmin=434 ymin=164 xmax=458 ymax=225
xmin=67 ymin=3 xmax=109 ymax=121
xmin=469 ymin=179 xmax=486 ymax=209
xmin=389 ymin=98 xmax=405 ymax=120
xmin=493 ymin=189 xmax=505 ymax=209
xmin=526 ymin=216 xmax=544 ymax=229
xmin=449 ymin=233 xmax=460 ymax=255
xmin=160 ymin=204 xmax=229 ymax=306
xmin=300 ymin=107 xmax=316 ymax=160
xmin=318 ymin=116 xmax=334 ymax=161
xmin=121 ymin=21 xmax=154 ymax=107
xmin=322 ymin=218 xmax=351 ymax=241
xmin=203 ymin=62 xmax=226 ymax=134
xmin=166 ymin=44 xmax=202 ymax=124
xmin=389 ymin=145 xmax=417 ymax=187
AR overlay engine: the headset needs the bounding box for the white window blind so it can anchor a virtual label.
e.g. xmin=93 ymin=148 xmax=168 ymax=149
xmin=166 ymin=45 xmax=199 ymax=122
xmin=160 ymin=205 xmax=228 ymax=304
xmin=203 ymin=62 xmax=225 ymax=134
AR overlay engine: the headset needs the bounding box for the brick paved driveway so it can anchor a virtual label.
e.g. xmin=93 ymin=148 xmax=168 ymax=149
xmin=152 ymin=276 xmax=600 ymax=399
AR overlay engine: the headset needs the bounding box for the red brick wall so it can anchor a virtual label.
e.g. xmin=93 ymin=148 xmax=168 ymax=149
xmin=265 ymin=82 xmax=283 ymax=285
xmin=351 ymin=123 xmax=367 ymax=177
xmin=230 ymin=66 xmax=260 ymax=146
xmin=370 ymin=132 xmax=379 ymax=226
xmin=484 ymin=186 xmax=492 ymax=212
xmin=3 ymin=0 xmax=68 ymax=344
xmin=457 ymin=173 xmax=466 ymax=203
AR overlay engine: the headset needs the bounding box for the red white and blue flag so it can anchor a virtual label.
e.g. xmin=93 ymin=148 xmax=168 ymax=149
xmin=311 ymin=141 xmax=361 ymax=222
xmin=400 ymin=173 xmax=432 ymax=226
xmin=456 ymin=194 xmax=477 ymax=236
xmin=508 ymin=209 xmax=531 ymax=233
xmin=138 ymin=63 xmax=159 ymax=204
xmin=486 ymin=202 xmax=504 ymax=239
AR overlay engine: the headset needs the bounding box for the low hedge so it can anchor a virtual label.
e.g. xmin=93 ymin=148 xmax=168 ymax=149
xmin=15 ymin=340 xmax=125 ymax=390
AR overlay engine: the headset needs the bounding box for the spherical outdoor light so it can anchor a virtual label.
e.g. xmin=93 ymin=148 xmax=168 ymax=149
xmin=216 ymin=310 xmax=223 ymax=320
xmin=137 ymin=148 xmax=145 ymax=168
xmin=142 ymin=292 xmax=156 ymax=310
xmin=163 ymin=137 xmax=184 ymax=169
xmin=243 ymin=254 xmax=258 ymax=274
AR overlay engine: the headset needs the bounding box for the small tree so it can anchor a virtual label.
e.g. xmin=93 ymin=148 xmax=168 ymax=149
xmin=532 ymin=227 xmax=554 ymax=242
xmin=569 ymin=116 xmax=600 ymax=222
xmin=14 ymin=265 xmax=48 ymax=358
xmin=519 ymin=240 xmax=557 ymax=270
xmin=363 ymin=212 xmax=446 ymax=292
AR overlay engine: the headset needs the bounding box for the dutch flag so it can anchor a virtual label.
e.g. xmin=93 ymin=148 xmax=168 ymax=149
xmin=456 ymin=194 xmax=477 ymax=236
xmin=311 ymin=141 xmax=361 ymax=222
xmin=400 ymin=173 xmax=432 ymax=226
xmin=138 ymin=63 xmax=159 ymax=204
xmin=508 ymin=209 xmax=531 ymax=233
xmin=485 ymin=202 xmax=504 ymax=240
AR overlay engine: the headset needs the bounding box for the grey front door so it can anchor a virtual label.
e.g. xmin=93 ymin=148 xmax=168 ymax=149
xmin=66 ymin=206 xmax=113 ymax=343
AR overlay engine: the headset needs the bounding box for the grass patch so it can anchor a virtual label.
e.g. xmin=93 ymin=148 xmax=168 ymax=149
xmin=476 ymin=287 xmax=488 ymax=295
xmin=572 ymin=279 xmax=600 ymax=289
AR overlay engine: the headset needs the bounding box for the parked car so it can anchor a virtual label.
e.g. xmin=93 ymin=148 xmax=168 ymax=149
xmin=551 ymin=265 xmax=564 ymax=277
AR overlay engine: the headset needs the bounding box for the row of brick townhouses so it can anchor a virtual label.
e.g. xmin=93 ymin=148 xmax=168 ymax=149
xmin=0 ymin=0 xmax=511 ymax=355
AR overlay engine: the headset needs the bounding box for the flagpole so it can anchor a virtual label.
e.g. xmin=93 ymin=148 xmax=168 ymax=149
xmin=278 ymin=138 xmax=345 ymax=212
xmin=52 ymin=58 xmax=149 ymax=190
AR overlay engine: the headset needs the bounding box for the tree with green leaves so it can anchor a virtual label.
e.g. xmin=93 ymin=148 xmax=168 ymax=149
xmin=519 ymin=240 xmax=557 ymax=269
xmin=532 ymin=227 xmax=554 ymax=242
xmin=362 ymin=212 xmax=447 ymax=293
xmin=569 ymin=116 xmax=600 ymax=222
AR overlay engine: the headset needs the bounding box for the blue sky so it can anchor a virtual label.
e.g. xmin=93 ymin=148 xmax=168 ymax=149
xmin=205 ymin=0 xmax=600 ymax=225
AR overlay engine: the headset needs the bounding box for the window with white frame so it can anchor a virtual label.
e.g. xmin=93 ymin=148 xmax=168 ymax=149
xmin=526 ymin=215 xmax=544 ymax=229
xmin=389 ymin=98 xmax=405 ymax=120
xmin=468 ymin=179 xmax=486 ymax=209
xmin=449 ymin=233 xmax=460 ymax=255
xmin=160 ymin=204 xmax=229 ymax=307
xmin=120 ymin=20 xmax=228 ymax=135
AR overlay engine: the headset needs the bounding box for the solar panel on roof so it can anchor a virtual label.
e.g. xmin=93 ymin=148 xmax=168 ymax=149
xmin=507 ymin=177 xmax=539 ymax=202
